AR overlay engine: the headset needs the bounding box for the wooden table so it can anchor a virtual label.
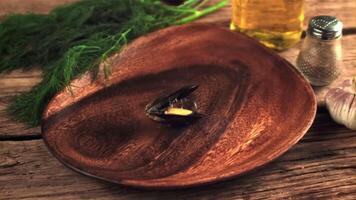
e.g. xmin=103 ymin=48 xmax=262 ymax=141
xmin=0 ymin=0 xmax=355 ymax=199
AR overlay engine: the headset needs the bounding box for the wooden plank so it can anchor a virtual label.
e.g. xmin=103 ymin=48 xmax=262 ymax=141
xmin=0 ymin=70 xmax=41 ymax=138
xmin=0 ymin=69 xmax=42 ymax=98
xmin=0 ymin=113 xmax=355 ymax=199
xmin=305 ymin=0 xmax=356 ymax=30
xmin=0 ymin=0 xmax=77 ymax=20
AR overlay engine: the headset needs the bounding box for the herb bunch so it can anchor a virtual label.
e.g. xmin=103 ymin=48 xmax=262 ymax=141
xmin=0 ymin=0 xmax=226 ymax=126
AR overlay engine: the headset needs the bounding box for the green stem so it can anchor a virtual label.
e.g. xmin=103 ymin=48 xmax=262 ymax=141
xmin=175 ymin=0 xmax=227 ymax=25
xmin=178 ymin=0 xmax=199 ymax=8
xmin=195 ymin=0 xmax=210 ymax=9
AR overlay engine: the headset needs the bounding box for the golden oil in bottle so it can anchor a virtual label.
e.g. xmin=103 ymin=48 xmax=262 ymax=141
xmin=230 ymin=0 xmax=304 ymax=50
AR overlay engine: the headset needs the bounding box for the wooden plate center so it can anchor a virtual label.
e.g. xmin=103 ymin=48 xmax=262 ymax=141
xmin=44 ymin=64 xmax=251 ymax=179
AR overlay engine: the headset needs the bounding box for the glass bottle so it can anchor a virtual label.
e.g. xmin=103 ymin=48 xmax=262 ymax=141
xmin=296 ymin=16 xmax=343 ymax=86
xmin=230 ymin=0 xmax=304 ymax=50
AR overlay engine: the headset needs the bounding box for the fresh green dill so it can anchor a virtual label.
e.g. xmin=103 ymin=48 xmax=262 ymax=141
xmin=0 ymin=0 xmax=226 ymax=126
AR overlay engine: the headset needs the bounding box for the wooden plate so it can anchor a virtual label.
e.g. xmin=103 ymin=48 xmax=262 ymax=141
xmin=42 ymin=24 xmax=317 ymax=189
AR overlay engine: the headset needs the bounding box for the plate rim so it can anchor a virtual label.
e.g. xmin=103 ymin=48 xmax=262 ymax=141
xmin=42 ymin=23 xmax=317 ymax=189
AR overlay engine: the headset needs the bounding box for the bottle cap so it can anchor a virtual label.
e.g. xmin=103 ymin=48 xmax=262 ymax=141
xmin=308 ymin=15 xmax=343 ymax=40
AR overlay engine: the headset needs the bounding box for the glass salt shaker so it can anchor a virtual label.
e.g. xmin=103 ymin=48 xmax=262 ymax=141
xmin=297 ymin=16 xmax=343 ymax=86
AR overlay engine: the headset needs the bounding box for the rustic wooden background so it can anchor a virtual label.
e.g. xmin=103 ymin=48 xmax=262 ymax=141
xmin=0 ymin=0 xmax=355 ymax=199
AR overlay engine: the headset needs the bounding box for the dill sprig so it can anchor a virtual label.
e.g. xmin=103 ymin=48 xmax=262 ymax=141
xmin=0 ymin=0 xmax=227 ymax=126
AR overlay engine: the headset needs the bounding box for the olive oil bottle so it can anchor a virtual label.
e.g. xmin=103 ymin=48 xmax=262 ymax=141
xmin=230 ymin=0 xmax=304 ymax=50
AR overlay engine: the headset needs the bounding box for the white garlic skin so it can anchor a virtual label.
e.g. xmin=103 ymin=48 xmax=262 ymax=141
xmin=325 ymin=79 xmax=356 ymax=130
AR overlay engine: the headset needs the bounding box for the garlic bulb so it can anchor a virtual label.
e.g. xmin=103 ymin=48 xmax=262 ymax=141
xmin=325 ymin=78 xmax=356 ymax=130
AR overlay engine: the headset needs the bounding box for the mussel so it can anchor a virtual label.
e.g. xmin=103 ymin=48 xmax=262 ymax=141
xmin=145 ymin=85 xmax=201 ymax=125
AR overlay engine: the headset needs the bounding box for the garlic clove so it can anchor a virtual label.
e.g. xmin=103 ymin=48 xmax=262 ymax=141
xmin=325 ymin=79 xmax=356 ymax=130
xmin=346 ymin=96 xmax=356 ymax=129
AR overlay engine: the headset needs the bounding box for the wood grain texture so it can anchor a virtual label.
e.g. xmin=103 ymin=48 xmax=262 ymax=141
xmin=0 ymin=0 xmax=355 ymax=138
xmin=0 ymin=70 xmax=41 ymax=138
xmin=0 ymin=0 xmax=355 ymax=198
xmin=200 ymin=0 xmax=356 ymax=106
xmin=0 ymin=0 xmax=355 ymax=136
xmin=41 ymin=24 xmax=316 ymax=188
xmin=0 ymin=0 xmax=77 ymax=20
xmin=1 ymin=113 xmax=356 ymax=200
xmin=1 ymin=34 xmax=355 ymax=137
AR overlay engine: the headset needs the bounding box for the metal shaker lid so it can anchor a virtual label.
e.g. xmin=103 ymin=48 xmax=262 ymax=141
xmin=307 ymin=16 xmax=343 ymax=40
